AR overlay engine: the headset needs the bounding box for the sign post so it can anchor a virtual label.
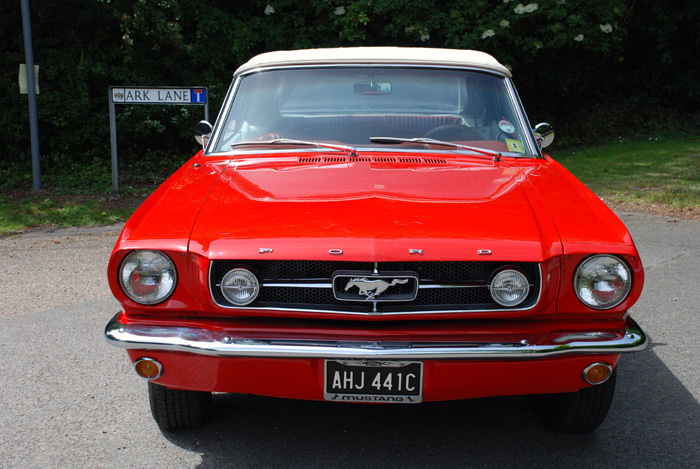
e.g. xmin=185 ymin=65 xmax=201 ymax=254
xmin=21 ymin=0 xmax=41 ymax=191
xmin=108 ymin=86 xmax=209 ymax=194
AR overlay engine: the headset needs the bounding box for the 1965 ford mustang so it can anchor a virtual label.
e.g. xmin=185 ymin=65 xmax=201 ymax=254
xmin=105 ymin=47 xmax=647 ymax=433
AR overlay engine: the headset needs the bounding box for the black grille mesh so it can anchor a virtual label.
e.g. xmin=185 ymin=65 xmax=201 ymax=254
xmin=210 ymin=260 xmax=539 ymax=314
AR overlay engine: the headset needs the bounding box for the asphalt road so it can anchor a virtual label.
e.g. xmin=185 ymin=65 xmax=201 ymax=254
xmin=0 ymin=212 xmax=698 ymax=468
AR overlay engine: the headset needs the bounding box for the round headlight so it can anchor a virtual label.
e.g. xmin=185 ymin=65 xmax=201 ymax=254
xmin=489 ymin=269 xmax=530 ymax=307
xmin=221 ymin=268 xmax=260 ymax=306
xmin=574 ymin=255 xmax=631 ymax=309
xmin=119 ymin=250 xmax=177 ymax=305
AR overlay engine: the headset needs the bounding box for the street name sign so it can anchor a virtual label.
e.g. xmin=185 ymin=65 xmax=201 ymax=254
xmin=108 ymin=86 xmax=209 ymax=193
xmin=111 ymin=87 xmax=207 ymax=105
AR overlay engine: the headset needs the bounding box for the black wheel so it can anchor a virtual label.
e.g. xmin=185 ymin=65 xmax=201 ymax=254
xmin=148 ymin=382 xmax=213 ymax=430
xmin=529 ymin=369 xmax=617 ymax=433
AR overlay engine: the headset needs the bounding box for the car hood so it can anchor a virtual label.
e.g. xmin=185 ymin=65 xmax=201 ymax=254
xmin=188 ymin=155 xmax=564 ymax=262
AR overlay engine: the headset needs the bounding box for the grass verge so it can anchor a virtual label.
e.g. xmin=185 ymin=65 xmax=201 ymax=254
xmin=550 ymin=136 xmax=700 ymax=217
xmin=0 ymin=194 xmax=144 ymax=236
xmin=0 ymin=137 xmax=698 ymax=236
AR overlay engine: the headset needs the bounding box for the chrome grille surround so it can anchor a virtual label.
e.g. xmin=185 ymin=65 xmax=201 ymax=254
xmin=209 ymin=260 xmax=542 ymax=316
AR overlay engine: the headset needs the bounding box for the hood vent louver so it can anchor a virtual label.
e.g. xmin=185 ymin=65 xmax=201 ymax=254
xmin=298 ymin=156 xmax=447 ymax=165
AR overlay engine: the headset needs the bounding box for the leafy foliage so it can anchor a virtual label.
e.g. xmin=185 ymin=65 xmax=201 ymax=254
xmin=1 ymin=0 xmax=698 ymax=191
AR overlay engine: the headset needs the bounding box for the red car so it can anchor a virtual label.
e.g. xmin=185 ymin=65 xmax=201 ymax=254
xmin=105 ymin=47 xmax=647 ymax=433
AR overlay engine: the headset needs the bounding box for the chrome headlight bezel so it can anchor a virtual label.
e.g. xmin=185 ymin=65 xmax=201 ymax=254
xmin=574 ymin=255 xmax=632 ymax=310
xmin=118 ymin=250 xmax=178 ymax=305
xmin=489 ymin=268 xmax=530 ymax=307
xmin=220 ymin=268 xmax=260 ymax=306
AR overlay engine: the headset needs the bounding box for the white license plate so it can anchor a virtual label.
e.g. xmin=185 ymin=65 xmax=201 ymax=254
xmin=324 ymin=360 xmax=423 ymax=403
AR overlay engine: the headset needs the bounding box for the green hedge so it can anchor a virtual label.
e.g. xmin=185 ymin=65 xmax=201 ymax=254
xmin=2 ymin=0 xmax=698 ymax=190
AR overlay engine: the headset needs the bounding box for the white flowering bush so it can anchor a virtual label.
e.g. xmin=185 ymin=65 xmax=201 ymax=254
xmin=513 ymin=3 xmax=539 ymax=14
xmin=323 ymin=0 xmax=628 ymax=63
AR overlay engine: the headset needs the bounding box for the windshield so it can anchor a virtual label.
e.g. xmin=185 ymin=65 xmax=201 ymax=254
xmin=211 ymin=67 xmax=534 ymax=155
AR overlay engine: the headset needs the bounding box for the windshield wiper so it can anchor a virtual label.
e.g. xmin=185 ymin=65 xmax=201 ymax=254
xmin=232 ymin=138 xmax=358 ymax=157
xmin=370 ymin=136 xmax=503 ymax=161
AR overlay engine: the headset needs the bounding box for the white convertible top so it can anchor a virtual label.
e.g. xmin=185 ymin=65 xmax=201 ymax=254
xmin=235 ymin=47 xmax=511 ymax=77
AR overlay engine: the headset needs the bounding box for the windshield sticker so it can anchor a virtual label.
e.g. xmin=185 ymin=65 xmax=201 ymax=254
xmin=505 ymin=138 xmax=525 ymax=153
xmin=498 ymin=120 xmax=516 ymax=134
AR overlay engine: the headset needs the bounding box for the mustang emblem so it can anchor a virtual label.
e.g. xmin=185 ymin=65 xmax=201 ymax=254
xmin=345 ymin=278 xmax=409 ymax=300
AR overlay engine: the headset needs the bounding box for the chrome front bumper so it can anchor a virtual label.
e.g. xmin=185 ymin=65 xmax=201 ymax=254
xmin=104 ymin=314 xmax=648 ymax=360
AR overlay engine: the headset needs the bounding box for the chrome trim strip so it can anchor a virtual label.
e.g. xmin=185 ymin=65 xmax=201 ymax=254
xmin=260 ymin=283 xmax=483 ymax=290
xmin=206 ymin=78 xmax=240 ymax=155
xmin=418 ymin=284 xmax=485 ymax=289
xmin=236 ymin=63 xmax=510 ymax=80
xmin=105 ymin=314 xmax=647 ymax=360
xmin=209 ymin=263 xmax=543 ymax=315
xmin=504 ymin=77 xmax=542 ymax=157
xmin=261 ymin=282 xmax=333 ymax=288
xmin=206 ymin=146 xmax=535 ymax=158
xmin=552 ymin=332 xmax=617 ymax=344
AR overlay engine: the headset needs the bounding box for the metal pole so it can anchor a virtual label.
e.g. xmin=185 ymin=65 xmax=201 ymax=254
xmin=20 ymin=0 xmax=40 ymax=191
xmin=108 ymin=88 xmax=119 ymax=194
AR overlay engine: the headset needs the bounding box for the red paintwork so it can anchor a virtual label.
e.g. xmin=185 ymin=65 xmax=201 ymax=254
xmin=108 ymin=144 xmax=644 ymax=399
xmin=127 ymin=349 xmax=620 ymax=401
xmin=111 ymin=150 xmax=229 ymax=254
xmin=189 ymin=154 xmax=562 ymax=263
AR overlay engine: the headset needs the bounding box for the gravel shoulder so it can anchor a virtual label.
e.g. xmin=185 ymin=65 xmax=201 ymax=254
xmin=0 ymin=224 xmax=124 ymax=319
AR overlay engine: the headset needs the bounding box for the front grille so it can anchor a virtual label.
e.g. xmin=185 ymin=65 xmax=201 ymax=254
xmin=210 ymin=260 xmax=540 ymax=315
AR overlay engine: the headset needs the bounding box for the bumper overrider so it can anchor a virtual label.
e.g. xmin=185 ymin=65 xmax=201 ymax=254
xmin=105 ymin=313 xmax=647 ymax=360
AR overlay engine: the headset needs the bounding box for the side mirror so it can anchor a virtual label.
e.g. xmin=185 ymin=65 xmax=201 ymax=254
xmin=533 ymin=122 xmax=554 ymax=149
xmin=194 ymin=120 xmax=213 ymax=149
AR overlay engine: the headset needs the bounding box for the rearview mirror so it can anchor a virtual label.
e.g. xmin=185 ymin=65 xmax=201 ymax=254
xmin=194 ymin=120 xmax=213 ymax=149
xmin=354 ymin=82 xmax=392 ymax=95
xmin=534 ymin=122 xmax=554 ymax=149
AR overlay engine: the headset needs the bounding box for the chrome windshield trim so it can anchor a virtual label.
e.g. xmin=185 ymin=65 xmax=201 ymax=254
xmin=105 ymin=315 xmax=648 ymax=359
xmin=204 ymin=146 xmax=537 ymax=159
xmin=504 ymin=78 xmax=541 ymax=157
xmin=206 ymin=77 xmax=240 ymax=155
xmin=235 ymin=63 xmax=511 ymax=80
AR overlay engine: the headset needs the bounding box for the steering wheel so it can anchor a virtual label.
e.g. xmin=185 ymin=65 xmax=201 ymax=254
xmin=423 ymin=125 xmax=484 ymax=141
xmin=257 ymin=132 xmax=280 ymax=140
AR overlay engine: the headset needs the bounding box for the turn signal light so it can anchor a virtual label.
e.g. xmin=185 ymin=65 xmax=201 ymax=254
xmin=134 ymin=358 xmax=163 ymax=379
xmin=582 ymin=362 xmax=612 ymax=385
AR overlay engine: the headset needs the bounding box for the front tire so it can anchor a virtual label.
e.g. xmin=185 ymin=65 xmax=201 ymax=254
xmin=148 ymin=382 xmax=213 ymax=430
xmin=529 ymin=369 xmax=617 ymax=433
